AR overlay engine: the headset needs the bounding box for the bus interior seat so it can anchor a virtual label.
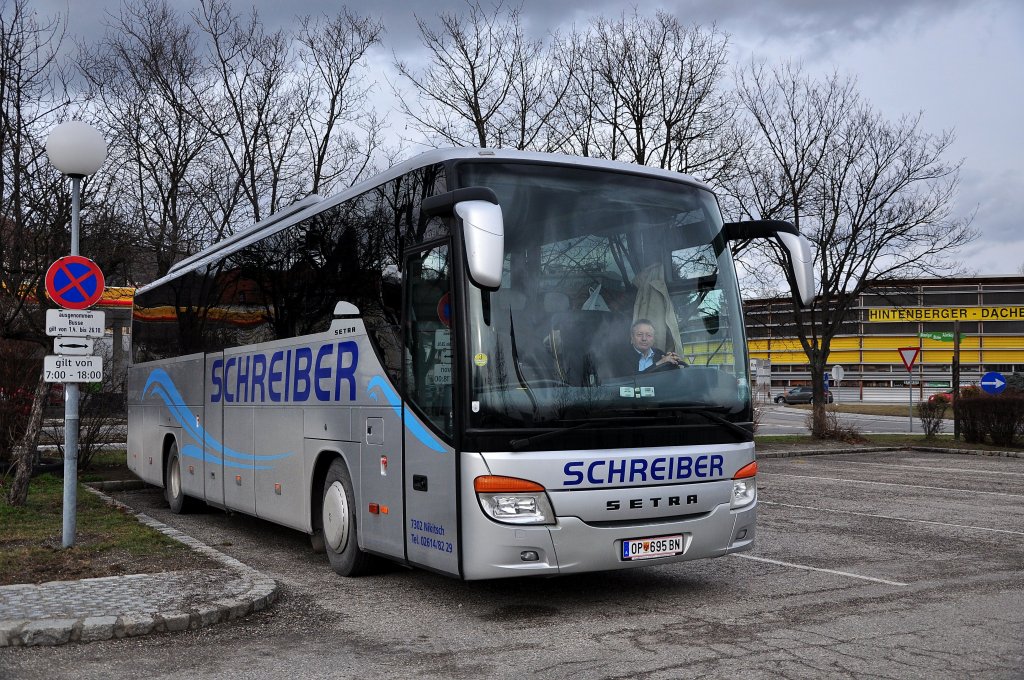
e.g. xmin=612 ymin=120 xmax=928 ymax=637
xmin=543 ymin=292 xmax=570 ymax=312
xmin=491 ymin=288 xmax=527 ymax=315
xmin=548 ymin=310 xmax=629 ymax=386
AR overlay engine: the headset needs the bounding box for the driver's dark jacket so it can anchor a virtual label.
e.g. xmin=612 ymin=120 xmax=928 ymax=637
xmin=607 ymin=344 xmax=668 ymax=376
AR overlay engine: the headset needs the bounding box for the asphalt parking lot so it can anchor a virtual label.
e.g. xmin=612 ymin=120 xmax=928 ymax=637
xmin=3 ymin=449 xmax=1022 ymax=679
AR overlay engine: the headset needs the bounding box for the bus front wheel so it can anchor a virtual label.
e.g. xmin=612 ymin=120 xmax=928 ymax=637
xmin=321 ymin=459 xmax=374 ymax=576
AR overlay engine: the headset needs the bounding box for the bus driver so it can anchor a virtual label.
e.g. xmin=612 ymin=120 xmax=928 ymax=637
xmin=611 ymin=318 xmax=685 ymax=375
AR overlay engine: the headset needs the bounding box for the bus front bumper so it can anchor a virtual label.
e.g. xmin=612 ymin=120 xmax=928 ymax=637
xmin=460 ymin=500 xmax=755 ymax=580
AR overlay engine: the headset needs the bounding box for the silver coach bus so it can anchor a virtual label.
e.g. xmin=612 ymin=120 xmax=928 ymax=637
xmin=127 ymin=149 xmax=813 ymax=579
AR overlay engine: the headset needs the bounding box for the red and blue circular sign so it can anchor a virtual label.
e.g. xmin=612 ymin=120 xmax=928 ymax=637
xmin=436 ymin=292 xmax=451 ymax=328
xmin=45 ymin=255 xmax=105 ymax=310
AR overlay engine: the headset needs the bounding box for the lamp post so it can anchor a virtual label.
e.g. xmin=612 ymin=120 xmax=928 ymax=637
xmin=45 ymin=121 xmax=107 ymax=548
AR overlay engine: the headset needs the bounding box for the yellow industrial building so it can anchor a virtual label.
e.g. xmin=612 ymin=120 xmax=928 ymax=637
xmin=744 ymin=276 xmax=1024 ymax=401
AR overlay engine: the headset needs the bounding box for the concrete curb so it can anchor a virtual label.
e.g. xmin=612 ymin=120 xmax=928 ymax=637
xmin=757 ymin=445 xmax=1023 ymax=459
xmin=85 ymin=479 xmax=149 ymax=492
xmin=907 ymin=445 xmax=1023 ymax=458
xmin=0 ymin=486 xmax=278 ymax=647
xmin=757 ymin=446 xmax=904 ymax=458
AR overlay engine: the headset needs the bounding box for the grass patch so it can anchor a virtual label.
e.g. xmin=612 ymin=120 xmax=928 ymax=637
xmin=78 ymin=449 xmax=133 ymax=483
xmin=785 ymin=403 xmax=951 ymax=418
xmin=0 ymin=473 xmax=212 ymax=585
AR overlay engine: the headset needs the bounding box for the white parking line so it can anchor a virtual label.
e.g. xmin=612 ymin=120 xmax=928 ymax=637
xmin=761 ymin=501 xmax=1024 ymax=537
xmin=762 ymin=473 xmax=1024 ymax=498
xmin=732 ymin=553 xmax=909 ymax=587
xmin=803 ymin=460 xmax=1024 ymax=478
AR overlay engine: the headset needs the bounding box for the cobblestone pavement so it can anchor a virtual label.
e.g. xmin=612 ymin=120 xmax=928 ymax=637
xmin=0 ymin=487 xmax=278 ymax=647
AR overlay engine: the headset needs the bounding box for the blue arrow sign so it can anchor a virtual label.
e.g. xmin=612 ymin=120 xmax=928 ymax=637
xmin=980 ymin=371 xmax=1006 ymax=395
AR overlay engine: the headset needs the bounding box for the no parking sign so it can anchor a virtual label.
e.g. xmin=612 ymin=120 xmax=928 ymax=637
xmin=45 ymin=255 xmax=105 ymax=310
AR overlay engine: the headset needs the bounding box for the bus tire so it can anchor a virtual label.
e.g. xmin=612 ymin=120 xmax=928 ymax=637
xmin=164 ymin=442 xmax=195 ymax=514
xmin=321 ymin=458 xmax=374 ymax=576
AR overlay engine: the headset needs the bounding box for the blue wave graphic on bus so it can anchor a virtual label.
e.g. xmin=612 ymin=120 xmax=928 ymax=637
xmin=367 ymin=376 xmax=446 ymax=453
xmin=143 ymin=369 xmax=293 ymax=470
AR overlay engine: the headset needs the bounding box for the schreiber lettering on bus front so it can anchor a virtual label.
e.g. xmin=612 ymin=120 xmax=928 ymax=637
xmin=868 ymin=306 xmax=1024 ymax=322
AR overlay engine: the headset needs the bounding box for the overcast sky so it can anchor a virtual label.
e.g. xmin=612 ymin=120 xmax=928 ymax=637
xmin=40 ymin=0 xmax=1024 ymax=275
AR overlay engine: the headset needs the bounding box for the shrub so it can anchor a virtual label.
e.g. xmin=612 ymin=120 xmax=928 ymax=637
xmin=916 ymin=401 xmax=947 ymax=438
xmin=37 ymin=345 xmax=127 ymax=471
xmin=805 ymin=405 xmax=864 ymax=443
xmin=957 ymin=396 xmax=985 ymax=443
xmin=0 ymin=342 xmax=44 ymax=470
xmin=985 ymin=393 xmax=1024 ymax=446
xmin=956 ymin=391 xmax=1024 ymax=447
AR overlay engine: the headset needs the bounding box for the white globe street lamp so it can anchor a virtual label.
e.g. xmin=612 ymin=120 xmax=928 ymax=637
xmin=45 ymin=121 xmax=108 ymax=548
xmin=46 ymin=121 xmax=107 ymax=255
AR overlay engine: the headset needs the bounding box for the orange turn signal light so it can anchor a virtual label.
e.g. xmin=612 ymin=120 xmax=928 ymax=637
xmin=733 ymin=461 xmax=758 ymax=479
xmin=474 ymin=475 xmax=545 ymax=493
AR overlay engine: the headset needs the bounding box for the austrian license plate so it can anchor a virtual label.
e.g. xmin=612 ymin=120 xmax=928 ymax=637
xmin=621 ymin=534 xmax=684 ymax=561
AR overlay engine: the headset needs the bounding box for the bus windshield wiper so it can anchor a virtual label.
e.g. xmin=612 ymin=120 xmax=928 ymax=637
xmin=683 ymin=407 xmax=751 ymax=441
xmin=507 ymin=312 xmax=538 ymax=410
xmin=509 ymin=416 xmax=646 ymax=450
xmin=608 ymin=404 xmax=751 ymax=442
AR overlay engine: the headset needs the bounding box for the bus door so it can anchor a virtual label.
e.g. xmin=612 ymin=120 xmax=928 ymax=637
xmin=402 ymin=243 xmax=459 ymax=575
xmin=203 ymin=351 xmax=225 ymax=507
xmin=355 ymin=404 xmax=405 ymax=559
xmin=220 ymin=346 xmax=256 ymax=515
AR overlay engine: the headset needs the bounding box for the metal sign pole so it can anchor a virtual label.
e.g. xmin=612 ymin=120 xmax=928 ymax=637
xmin=898 ymin=348 xmax=918 ymax=434
xmin=953 ymin=321 xmax=960 ymax=441
xmin=46 ymin=120 xmax=107 ymax=550
xmin=908 ymin=374 xmax=913 ymax=433
xmin=62 ymin=176 xmax=81 ymax=548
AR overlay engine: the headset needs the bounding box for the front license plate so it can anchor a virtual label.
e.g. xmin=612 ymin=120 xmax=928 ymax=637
xmin=621 ymin=534 xmax=684 ymax=561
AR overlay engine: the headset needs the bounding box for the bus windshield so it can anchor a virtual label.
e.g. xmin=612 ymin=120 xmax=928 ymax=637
xmin=458 ymin=161 xmax=750 ymax=431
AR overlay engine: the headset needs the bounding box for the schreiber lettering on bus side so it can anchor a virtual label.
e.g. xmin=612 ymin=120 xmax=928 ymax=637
xmin=209 ymin=341 xmax=359 ymax=404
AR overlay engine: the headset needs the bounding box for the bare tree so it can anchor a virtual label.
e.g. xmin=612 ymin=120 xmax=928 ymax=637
xmin=0 ymin=0 xmax=72 ymax=504
xmin=553 ymin=11 xmax=741 ymax=183
xmin=395 ymin=1 xmax=567 ymax=150
xmin=295 ymin=9 xmax=385 ymax=195
xmin=727 ymin=61 xmax=977 ymax=436
xmin=81 ymin=0 xmax=218 ymax=279
xmin=191 ymin=0 xmax=305 ymax=224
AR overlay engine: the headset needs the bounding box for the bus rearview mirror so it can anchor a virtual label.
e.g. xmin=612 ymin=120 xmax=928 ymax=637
xmin=723 ymin=220 xmax=815 ymax=307
xmin=455 ymin=200 xmax=504 ymax=289
xmin=422 ymin=187 xmax=504 ymax=290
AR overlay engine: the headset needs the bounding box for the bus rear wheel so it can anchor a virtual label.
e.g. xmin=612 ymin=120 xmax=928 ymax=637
xmin=321 ymin=458 xmax=374 ymax=576
xmin=164 ymin=442 xmax=195 ymax=514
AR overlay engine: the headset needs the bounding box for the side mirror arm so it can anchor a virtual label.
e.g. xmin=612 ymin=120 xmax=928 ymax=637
xmin=724 ymin=219 xmax=815 ymax=307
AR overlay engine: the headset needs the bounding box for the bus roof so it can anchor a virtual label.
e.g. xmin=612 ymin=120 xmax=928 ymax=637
xmin=140 ymin=148 xmax=709 ymax=294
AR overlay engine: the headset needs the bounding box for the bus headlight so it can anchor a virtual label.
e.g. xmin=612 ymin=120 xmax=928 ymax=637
xmin=730 ymin=461 xmax=757 ymax=509
xmin=474 ymin=476 xmax=555 ymax=525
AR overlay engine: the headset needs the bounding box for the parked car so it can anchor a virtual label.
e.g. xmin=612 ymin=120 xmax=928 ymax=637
xmin=774 ymin=386 xmax=834 ymax=404
xmin=928 ymin=389 xmax=955 ymax=405
xmin=928 ymin=386 xmax=977 ymax=404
